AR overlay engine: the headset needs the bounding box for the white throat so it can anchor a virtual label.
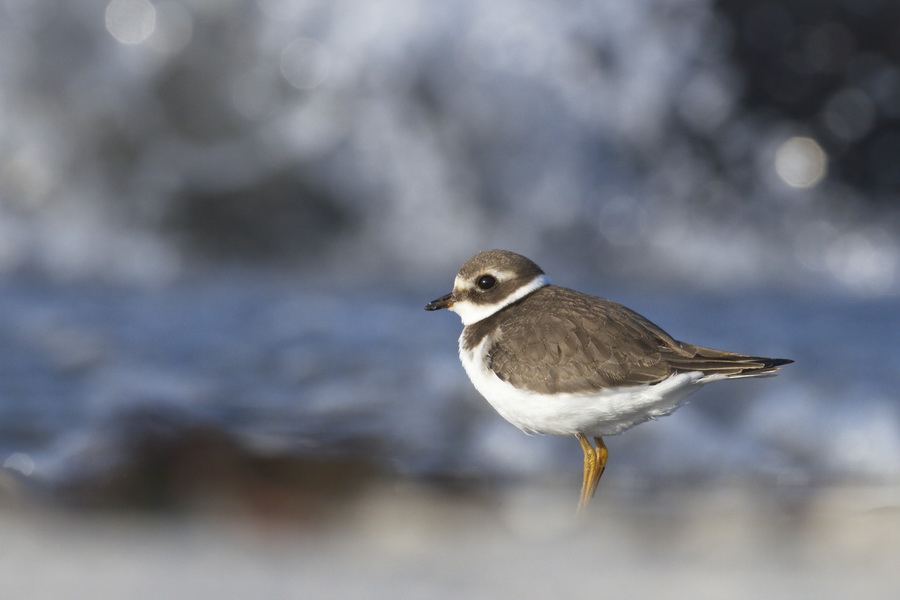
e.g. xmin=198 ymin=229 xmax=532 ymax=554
xmin=450 ymin=274 xmax=550 ymax=325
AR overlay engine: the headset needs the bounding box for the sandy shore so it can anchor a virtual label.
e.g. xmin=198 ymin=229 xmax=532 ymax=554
xmin=1 ymin=480 xmax=897 ymax=600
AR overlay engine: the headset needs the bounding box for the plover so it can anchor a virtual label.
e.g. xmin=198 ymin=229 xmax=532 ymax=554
xmin=425 ymin=249 xmax=792 ymax=511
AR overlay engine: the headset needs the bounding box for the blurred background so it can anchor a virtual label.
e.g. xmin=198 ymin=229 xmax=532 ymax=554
xmin=1 ymin=0 xmax=899 ymax=597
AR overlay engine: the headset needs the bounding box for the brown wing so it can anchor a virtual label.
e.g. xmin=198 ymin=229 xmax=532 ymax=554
xmin=482 ymin=286 xmax=791 ymax=394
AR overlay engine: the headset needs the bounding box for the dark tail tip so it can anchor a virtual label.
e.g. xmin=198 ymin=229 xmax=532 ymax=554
xmin=764 ymin=358 xmax=794 ymax=368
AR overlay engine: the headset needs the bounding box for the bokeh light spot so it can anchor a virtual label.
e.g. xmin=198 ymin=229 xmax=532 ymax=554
xmin=4 ymin=452 xmax=35 ymax=476
xmin=597 ymin=197 xmax=647 ymax=246
xmin=774 ymin=136 xmax=827 ymax=188
xmin=821 ymin=88 xmax=875 ymax=142
xmin=147 ymin=1 xmax=193 ymax=56
xmin=825 ymin=231 xmax=897 ymax=296
xmin=280 ymin=37 xmax=331 ymax=90
xmin=106 ymin=0 xmax=157 ymax=45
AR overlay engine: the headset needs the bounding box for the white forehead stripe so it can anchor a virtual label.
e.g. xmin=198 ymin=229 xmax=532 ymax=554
xmin=453 ymin=269 xmax=516 ymax=291
xmin=450 ymin=274 xmax=550 ymax=325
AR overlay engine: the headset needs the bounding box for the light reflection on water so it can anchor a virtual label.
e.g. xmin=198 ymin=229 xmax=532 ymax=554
xmin=105 ymin=0 xmax=156 ymax=45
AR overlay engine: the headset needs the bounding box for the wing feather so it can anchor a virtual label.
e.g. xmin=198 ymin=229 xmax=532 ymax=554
xmin=483 ymin=286 xmax=791 ymax=394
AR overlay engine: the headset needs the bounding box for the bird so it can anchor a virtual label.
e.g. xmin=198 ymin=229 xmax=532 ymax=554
xmin=425 ymin=249 xmax=792 ymax=512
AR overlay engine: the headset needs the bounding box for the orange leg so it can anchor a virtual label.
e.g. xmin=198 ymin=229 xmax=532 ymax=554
xmin=576 ymin=434 xmax=609 ymax=513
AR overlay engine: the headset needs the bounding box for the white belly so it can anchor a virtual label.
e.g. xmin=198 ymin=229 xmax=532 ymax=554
xmin=459 ymin=335 xmax=718 ymax=437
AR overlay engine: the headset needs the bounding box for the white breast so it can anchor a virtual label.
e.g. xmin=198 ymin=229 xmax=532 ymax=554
xmin=459 ymin=334 xmax=716 ymax=437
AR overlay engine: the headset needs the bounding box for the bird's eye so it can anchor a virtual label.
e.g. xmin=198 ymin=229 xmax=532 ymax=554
xmin=476 ymin=274 xmax=497 ymax=290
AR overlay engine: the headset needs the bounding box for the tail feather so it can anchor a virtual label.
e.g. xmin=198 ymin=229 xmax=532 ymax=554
xmin=668 ymin=345 xmax=793 ymax=379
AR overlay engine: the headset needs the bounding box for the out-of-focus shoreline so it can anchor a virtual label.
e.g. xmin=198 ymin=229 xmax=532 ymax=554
xmin=1 ymin=479 xmax=898 ymax=599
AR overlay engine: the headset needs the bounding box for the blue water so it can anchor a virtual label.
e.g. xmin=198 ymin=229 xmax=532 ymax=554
xmin=0 ymin=270 xmax=895 ymax=491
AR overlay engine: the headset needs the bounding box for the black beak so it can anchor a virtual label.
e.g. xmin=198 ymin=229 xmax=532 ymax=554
xmin=425 ymin=293 xmax=455 ymax=311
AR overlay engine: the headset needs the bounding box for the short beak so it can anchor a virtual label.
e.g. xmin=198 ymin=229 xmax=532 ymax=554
xmin=424 ymin=292 xmax=455 ymax=311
